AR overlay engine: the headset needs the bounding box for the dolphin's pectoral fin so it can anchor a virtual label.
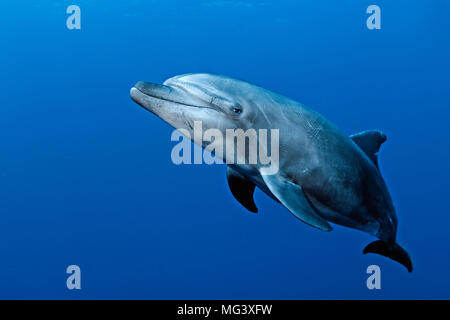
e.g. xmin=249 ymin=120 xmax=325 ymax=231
xmin=226 ymin=166 xmax=258 ymax=213
xmin=260 ymin=173 xmax=332 ymax=232
xmin=350 ymin=130 xmax=387 ymax=169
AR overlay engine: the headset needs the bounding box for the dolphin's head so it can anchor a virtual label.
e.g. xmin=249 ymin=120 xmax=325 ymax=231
xmin=130 ymin=73 xmax=267 ymax=137
xmin=131 ymin=73 xmax=282 ymax=172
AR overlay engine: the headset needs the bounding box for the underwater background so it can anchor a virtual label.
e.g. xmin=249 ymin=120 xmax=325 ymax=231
xmin=1 ymin=0 xmax=449 ymax=299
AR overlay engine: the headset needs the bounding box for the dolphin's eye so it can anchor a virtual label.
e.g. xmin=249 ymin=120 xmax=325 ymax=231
xmin=232 ymin=106 xmax=242 ymax=114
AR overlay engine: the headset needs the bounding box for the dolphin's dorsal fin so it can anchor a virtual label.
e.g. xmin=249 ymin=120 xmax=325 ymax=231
xmin=260 ymin=171 xmax=332 ymax=231
xmin=227 ymin=166 xmax=258 ymax=213
xmin=350 ymin=130 xmax=387 ymax=169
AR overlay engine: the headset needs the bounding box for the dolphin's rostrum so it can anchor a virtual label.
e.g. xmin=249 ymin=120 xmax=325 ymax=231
xmin=130 ymin=73 xmax=413 ymax=272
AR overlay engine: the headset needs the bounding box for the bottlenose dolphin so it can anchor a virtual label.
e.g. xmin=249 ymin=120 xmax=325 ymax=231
xmin=130 ymin=73 xmax=412 ymax=272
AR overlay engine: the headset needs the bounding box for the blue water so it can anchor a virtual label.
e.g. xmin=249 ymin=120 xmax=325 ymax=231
xmin=1 ymin=0 xmax=449 ymax=299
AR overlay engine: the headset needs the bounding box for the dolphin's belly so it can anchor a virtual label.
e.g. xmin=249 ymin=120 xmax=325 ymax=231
xmin=297 ymin=140 xmax=387 ymax=235
xmin=305 ymin=192 xmax=380 ymax=234
xmin=278 ymin=120 xmax=378 ymax=229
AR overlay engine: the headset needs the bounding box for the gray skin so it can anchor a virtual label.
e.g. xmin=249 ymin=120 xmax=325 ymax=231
xmin=130 ymin=73 xmax=412 ymax=272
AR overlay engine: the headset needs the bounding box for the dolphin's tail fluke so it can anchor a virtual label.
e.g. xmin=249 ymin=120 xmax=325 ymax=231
xmin=363 ymin=240 xmax=413 ymax=272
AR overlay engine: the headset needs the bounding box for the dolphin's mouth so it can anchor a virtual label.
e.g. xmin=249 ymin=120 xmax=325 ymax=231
xmin=131 ymin=81 xmax=205 ymax=109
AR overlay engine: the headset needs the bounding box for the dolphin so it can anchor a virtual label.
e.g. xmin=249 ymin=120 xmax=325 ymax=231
xmin=130 ymin=73 xmax=413 ymax=272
